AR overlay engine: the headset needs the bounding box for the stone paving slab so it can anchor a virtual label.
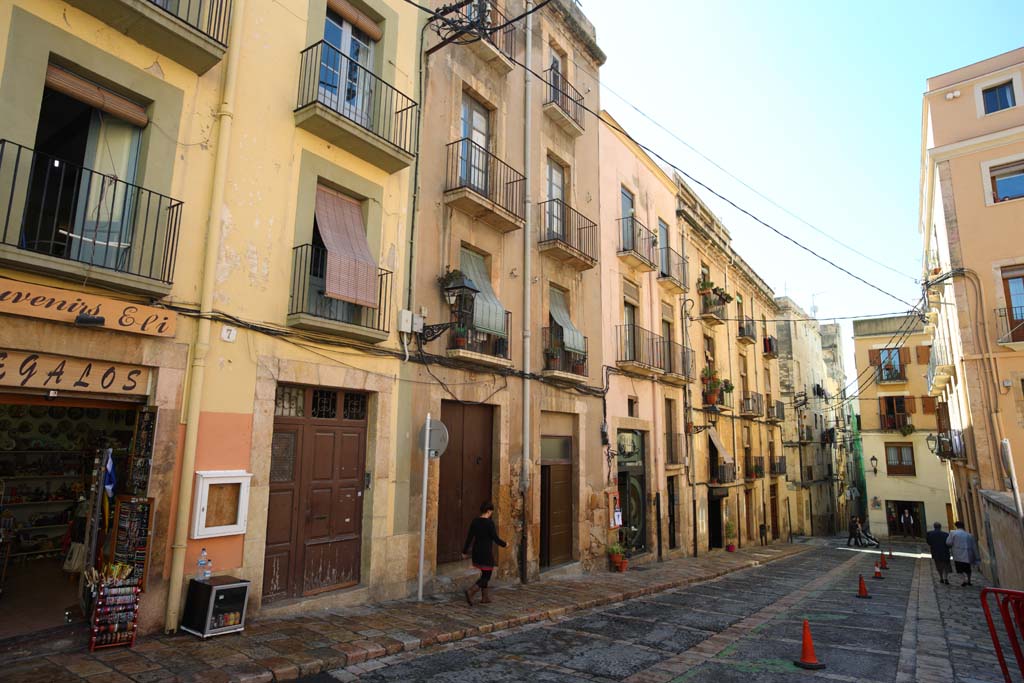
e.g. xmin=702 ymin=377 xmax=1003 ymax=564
xmin=4 ymin=543 xmax=808 ymax=683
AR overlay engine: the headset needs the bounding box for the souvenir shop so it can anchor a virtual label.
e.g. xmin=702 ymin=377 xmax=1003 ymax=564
xmin=0 ymin=392 xmax=155 ymax=642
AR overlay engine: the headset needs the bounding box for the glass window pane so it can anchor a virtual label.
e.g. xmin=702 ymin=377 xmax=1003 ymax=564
xmin=901 ymin=447 xmax=914 ymax=466
xmin=541 ymin=435 xmax=571 ymax=463
xmin=995 ymin=171 xmax=1024 ymax=201
xmin=887 ymin=446 xmax=899 ymax=465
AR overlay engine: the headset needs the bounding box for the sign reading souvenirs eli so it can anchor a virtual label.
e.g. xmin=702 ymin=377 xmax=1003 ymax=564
xmin=0 ymin=277 xmax=176 ymax=337
xmin=0 ymin=349 xmax=150 ymax=395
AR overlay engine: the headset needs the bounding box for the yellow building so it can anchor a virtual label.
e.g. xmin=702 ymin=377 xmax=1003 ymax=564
xmin=0 ymin=0 xmax=424 ymax=637
xmin=919 ymin=47 xmax=1024 ymax=587
xmin=852 ymin=315 xmax=952 ymax=540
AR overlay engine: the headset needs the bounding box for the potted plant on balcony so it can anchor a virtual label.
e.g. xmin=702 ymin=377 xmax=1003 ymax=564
xmin=721 ymin=379 xmax=735 ymax=394
xmin=899 ymin=423 xmax=915 ymax=437
xmin=544 ymin=346 xmax=561 ymax=370
xmin=571 ymin=354 xmax=586 ymax=376
xmin=712 ymin=286 xmax=734 ymax=304
xmin=725 ymin=520 xmax=737 ymax=552
xmin=755 ymin=462 xmax=765 ymax=477
xmin=703 ymin=377 xmax=722 ymax=406
xmin=453 ymin=324 xmax=468 ymax=348
xmin=697 ymin=279 xmax=715 ymax=295
xmin=607 ymin=542 xmax=624 ymax=571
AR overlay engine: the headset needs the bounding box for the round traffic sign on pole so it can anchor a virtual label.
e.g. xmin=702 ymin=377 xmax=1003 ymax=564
xmin=418 ymin=420 xmax=449 ymax=458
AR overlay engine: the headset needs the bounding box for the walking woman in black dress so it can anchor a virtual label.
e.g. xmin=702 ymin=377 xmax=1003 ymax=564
xmin=462 ymin=501 xmax=507 ymax=605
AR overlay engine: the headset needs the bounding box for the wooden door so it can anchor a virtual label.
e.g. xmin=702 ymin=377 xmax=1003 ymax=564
xmin=744 ymin=489 xmax=754 ymax=542
xmin=770 ymin=484 xmax=779 ymax=540
xmin=438 ymin=401 xmax=494 ymax=564
xmin=541 ymin=463 xmax=572 ymax=567
xmin=264 ymin=386 xmax=368 ymax=601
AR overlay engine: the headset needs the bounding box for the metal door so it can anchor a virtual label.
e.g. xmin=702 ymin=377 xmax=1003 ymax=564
xmin=438 ymin=401 xmax=494 ymax=564
xmin=265 ymin=386 xmax=368 ymax=600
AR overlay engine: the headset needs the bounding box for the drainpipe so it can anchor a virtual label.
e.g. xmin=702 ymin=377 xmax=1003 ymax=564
xmin=164 ymin=0 xmax=246 ymax=633
xmin=518 ymin=0 xmax=533 ymax=585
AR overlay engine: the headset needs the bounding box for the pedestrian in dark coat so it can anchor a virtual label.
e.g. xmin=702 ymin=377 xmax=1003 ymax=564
xmin=462 ymin=501 xmax=506 ymax=606
xmin=847 ymin=516 xmax=862 ymax=547
xmin=926 ymin=522 xmax=952 ymax=584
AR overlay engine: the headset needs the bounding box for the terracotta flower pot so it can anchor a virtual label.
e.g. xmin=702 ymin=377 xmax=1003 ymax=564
xmin=609 ymin=553 xmax=623 ymax=568
xmin=618 ymin=558 xmax=629 ymax=572
xmin=704 ymin=389 xmax=721 ymax=405
xmin=726 ymin=544 xmax=736 ymax=552
xmin=572 ymin=362 xmax=586 ymax=376
xmin=455 ymin=336 xmax=467 ymax=348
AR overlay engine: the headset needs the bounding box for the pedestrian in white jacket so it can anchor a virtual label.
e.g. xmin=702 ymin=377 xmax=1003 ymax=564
xmin=946 ymin=521 xmax=980 ymax=586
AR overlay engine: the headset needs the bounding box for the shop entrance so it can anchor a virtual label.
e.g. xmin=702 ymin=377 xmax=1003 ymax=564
xmin=885 ymin=500 xmax=925 ymax=539
xmin=0 ymin=394 xmax=146 ymax=640
xmin=264 ymin=386 xmax=368 ymax=601
xmin=708 ymin=495 xmax=723 ymax=549
xmin=616 ymin=429 xmax=646 ymax=554
xmin=770 ymin=484 xmax=779 ymax=540
xmin=437 ymin=401 xmax=494 ymax=565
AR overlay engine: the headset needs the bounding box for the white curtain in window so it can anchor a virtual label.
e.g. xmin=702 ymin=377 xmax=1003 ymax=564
xmin=549 ymin=288 xmax=584 ymax=353
xmin=460 ymin=248 xmax=506 ymax=337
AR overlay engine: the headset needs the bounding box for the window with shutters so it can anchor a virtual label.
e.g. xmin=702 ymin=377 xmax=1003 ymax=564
xmin=879 ymin=396 xmax=914 ymax=430
xmin=873 ymin=347 xmax=908 ymax=382
xmin=885 ymin=443 xmax=916 ymax=476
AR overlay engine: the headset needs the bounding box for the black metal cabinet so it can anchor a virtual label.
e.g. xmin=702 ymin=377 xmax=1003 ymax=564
xmin=180 ymin=576 xmax=250 ymax=638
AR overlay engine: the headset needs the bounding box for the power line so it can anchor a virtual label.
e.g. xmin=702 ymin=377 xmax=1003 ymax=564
xmin=406 ymin=1 xmax=918 ymax=309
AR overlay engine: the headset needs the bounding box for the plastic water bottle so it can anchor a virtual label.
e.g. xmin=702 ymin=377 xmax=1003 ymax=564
xmin=204 ymin=556 xmax=213 ymax=581
xmin=196 ymin=548 xmax=208 ymax=580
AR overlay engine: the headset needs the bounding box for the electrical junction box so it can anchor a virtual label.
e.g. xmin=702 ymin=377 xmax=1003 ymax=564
xmin=412 ymin=314 xmax=424 ymax=333
xmin=398 ymin=309 xmax=413 ymax=334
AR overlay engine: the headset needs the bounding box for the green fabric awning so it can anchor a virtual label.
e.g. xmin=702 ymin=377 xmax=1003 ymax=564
xmin=460 ymin=248 xmax=506 ymax=337
xmin=549 ymin=288 xmax=585 ymax=353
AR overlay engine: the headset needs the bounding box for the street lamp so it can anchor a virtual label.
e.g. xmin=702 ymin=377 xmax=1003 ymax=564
xmin=869 ymin=455 xmax=878 ymax=476
xmin=421 ymin=270 xmax=480 ymax=342
xmin=925 ymin=433 xmax=938 ymax=454
xmin=690 ymin=405 xmax=719 ymax=434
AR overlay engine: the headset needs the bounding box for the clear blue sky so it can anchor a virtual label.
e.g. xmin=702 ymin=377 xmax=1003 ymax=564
xmin=582 ymin=0 xmax=1024 ymax=390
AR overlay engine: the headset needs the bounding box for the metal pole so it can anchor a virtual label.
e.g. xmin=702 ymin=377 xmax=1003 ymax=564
xmin=417 ymin=412 xmax=431 ymax=601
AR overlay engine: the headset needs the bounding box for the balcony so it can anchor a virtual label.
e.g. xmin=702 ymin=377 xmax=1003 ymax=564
xmin=876 ymin=365 xmax=907 ymax=383
xmin=744 ymin=455 xmax=764 ymax=480
xmin=935 ymin=429 xmax=967 ymax=461
xmin=762 ymin=335 xmax=778 ymax=359
xmin=711 ymin=462 xmax=737 ymax=485
xmin=702 ymin=385 xmax=734 ymax=411
xmin=661 ymin=342 xmax=695 ymax=385
xmin=541 ymin=327 xmax=588 ymax=382
xmin=699 ymin=294 xmax=726 ymax=325
xmin=616 ymin=217 xmax=657 ymax=271
xmin=736 ymin=317 xmax=756 ymax=345
xmin=64 ymin=0 xmax=230 ymax=74
xmin=542 ymin=68 xmax=585 ymax=136
xmin=769 ymin=455 xmax=787 ymax=476
xmin=295 ymin=41 xmax=418 ymax=172
xmin=765 ymin=398 xmax=785 ymax=423
xmin=444 ymin=138 xmax=525 ymax=232
xmin=799 ymin=426 xmax=814 ymax=443
xmin=615 ymin=324 xmax=664 ymax=376
xmin=452 ymin=2 xmax=516 ymax=72
xmin=447 ymin=312 xmax=513 ymax=368
xmin=665 ymin=433 xmax=685 ymax=466
xmin=656 ymin=246 xmax=687 ymax=293
xmin=879 ymin=413 xmax=912 ymax=431
xmin=287 ymin=244 xmax=391 ymax=343
xmin=996 ymin=307 xmax=1024 ymax=347
xmin=0 ymin=140 xmax=182 ymax=296
xmin=927 ymin=343 xmax=955 ymax=396
xmin=537 ymin=199 xmax=597 ymax=270
xmin=738 ymin=391 xmax=763 ymax=418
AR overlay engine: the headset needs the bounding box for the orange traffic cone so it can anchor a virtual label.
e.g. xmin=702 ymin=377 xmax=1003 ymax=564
xmin=888 ymin=547 xmax=894 ymax=559
xmin=880 ymin=553 xmax=888 ymax=570
xmin=873 ymin=562 xmax=884 ymax=580
xmin=856 ymin=574 xmax=872 ymax=599
xmin=793 ymin=619 xmax=826 ymax=670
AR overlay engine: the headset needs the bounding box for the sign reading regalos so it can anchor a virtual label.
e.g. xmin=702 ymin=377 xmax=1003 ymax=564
xmin=0 ymin=277 xmax=176 ymax=337
xmin=0 ymin=350 xmax=150 ymax=395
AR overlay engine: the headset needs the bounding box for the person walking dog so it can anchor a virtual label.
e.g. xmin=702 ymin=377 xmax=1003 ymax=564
xmin=926 ymin=522 xmax=952 ymax=584
xmin=462 ymin=501 xmax=507 ymax=606
xmin=946 ymin=521 xmax=981 ymax=586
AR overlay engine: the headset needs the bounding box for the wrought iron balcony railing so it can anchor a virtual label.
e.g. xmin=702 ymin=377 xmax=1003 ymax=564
xmin=769 ymin=455 xmax=787 ymax=476
xmin=297 ymin=40 xmax=419 ymax=156
xmin=541 ymin=327 xmax=588 ymax=376
xmin=879 ymin=412 xmax=912 ymax=431
xmin=700 ymin=294 xmax=726 ymax=320
xmin=453 ymin=1 xmax=516 ymax=61
xmin=616 ymin=216 xmax=658 ymax=268
xmin=0 ymin=140 xmax=182 ymax=284
xmin=876 ymin=365 xmax=907 ymax=382
xmin=744 ymin=455 xmax=764 ymax=480
xmin=662 ymin=341 xmax=695 ymax=380
xmin=711 ymin=462 xmax=737 ymax=484
xmin=544 ymin=67 xmax=585 ymax=129
xmin=996 ymin=307 xmax=1024 ymax=344
xmin=616 ymin=324 xmax=664 ymax=369
xmin=445 ymin=138 xmax=526 ymax=220
xmin=657 ymin=245 xmax=686 ymax=287
xmin=737 ymin=317 xmax=757 ymax=344
xmin=762 ymin=335 xmax=778 ymax=358
xmin=147 ymin=0 xmax=232 ymax=45
xmin=289 ymin=244 xmax=392 ymax=334
xmin=935 ymin=429 xmax=966 ymax=460
xmin=449 ymin=311 xmax=512 ymax=359
xmin=538 ymin=199 xmax=598 ymax=263
xmin=739 ymin=391 xmax=763 ymax=416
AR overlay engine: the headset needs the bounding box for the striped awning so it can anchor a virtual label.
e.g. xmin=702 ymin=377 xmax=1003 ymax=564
xmin=708 ymin=426 xmax=733 ymax=463
xmin=460 ymin=248 xmax=506 ymax=337
xmin=549 ymin=288 xmax=585 ymax=353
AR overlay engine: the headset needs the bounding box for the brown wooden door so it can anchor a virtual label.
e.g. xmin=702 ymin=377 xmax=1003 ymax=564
xmin=770 ymin=484 xmax=779 ymax=540
xmin=541 ymin=463 xmax=572 ymax=567
xmin=745 ymin=489 xmax=754 ymax=542
xmin=438 ymin=401 xmax=493 ymax=564
xmin=264 ymin=386 xmax=368 ymax=601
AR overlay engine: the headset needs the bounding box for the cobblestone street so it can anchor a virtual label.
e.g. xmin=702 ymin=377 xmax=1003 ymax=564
xmin=309 ymin=541 xmax=1019 ymax=683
